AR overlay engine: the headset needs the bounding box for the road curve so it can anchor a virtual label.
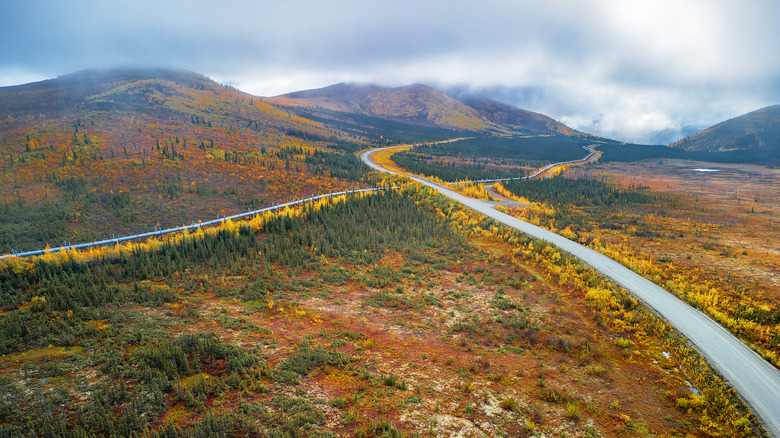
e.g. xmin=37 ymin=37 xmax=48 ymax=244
xmin=361 ymin=145 xmax=780 ymax=438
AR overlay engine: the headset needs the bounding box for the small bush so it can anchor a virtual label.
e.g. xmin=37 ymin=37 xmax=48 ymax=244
xmin=566 ymin=402 xmax=580 ymax=421
xmin=383 ymin=373 xmax=398 ymax=386
xmin=499 ymin=397 xmax=518 ymax=411
xmin=382 ymin=373 xmax=407 ymax=390
xmin=541 ymin=387 xmax=570 ymax=404
xmin=271 ymin=346 xmax=351 ymax=383
xmin=587 ymin=364 xmax=606 ymax=375
xmin=614 ymin=337 xmax=631 ymax=349
xmin=330 ymin=397 xmax=347 ymax=408
xmin=270 ymin=395 xmax=325 ymax=429
xmin=732 ymin=417 xmax=752 ymax=430
xmin=355 ymin=420 xmax=406 ymax=438
xmin=363 ymin=293 xmax=416 ymax=309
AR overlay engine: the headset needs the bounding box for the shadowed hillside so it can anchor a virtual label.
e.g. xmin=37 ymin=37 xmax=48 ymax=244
xmin=460 ymin=97 xmax=578 ymax=136
xmin=669 ymin=105 xmax=780 ymax=153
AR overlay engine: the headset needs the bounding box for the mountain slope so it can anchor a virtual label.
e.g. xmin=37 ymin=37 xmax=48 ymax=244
xmin=272 ymin=82 xmax=577 ymax=136
xmin=276 ymin=82 xmax=386 ymax=113
xmin=275 ymin=82 xmax=497 ymax=132
xmin=0 ymin=68 xmax=365 ymax=252
xmin=362 ymin=84 xmax=493 ymax=132
xmin=669 ymin=105 xmax=780 ymax=153
xmin=461 ymin=97 xmax=578 ymax=136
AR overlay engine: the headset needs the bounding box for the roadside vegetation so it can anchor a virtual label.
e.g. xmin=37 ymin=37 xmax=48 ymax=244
xmin=497 ymin=171 xmax=780 ymax=369
xmin=389 ymin=136 xmax=596 ymax=183
xmin=384 ymin=139 xmax=778 ymax=373
xmin=391 ymin=150 xmax=526 ymax=181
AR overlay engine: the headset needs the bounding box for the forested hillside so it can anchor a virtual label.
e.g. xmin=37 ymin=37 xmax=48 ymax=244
xmin=387 ymin=136 xmax=595 ymax=182
xmin=669 ymin=105 xmax=780 ymax=153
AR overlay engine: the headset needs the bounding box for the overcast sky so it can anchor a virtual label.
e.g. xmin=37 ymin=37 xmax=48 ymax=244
xmin=1 ymin=0 xmax=778 ymax=144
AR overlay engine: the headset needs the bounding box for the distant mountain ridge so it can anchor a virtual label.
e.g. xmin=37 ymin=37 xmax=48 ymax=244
xmin=460 ymin=97 xmax=578 ymax=136
xmin=669 ymin=105 xmax=780 ymax=153
xmin=271 ymin=82 xmax=579 ymax=136
xmin=0 ymin=68 xmax=214 ymax=117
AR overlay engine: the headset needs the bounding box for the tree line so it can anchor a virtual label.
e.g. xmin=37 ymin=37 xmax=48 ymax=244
xmin=391 ymin=151 xmax=524 ymax=181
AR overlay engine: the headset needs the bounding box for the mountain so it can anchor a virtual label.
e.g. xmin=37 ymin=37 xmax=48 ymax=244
xmin=0 ymin=68 xmax=330 ymax=135
xmin=669 ymin=105 xmax=780 ymax=153
xmin=460 ymin=97 xmax=578 ymax=136
xmin=271 ymin=82 xmax=577 ymax=136
xmin=0 ymin=68 xmax=363 ymax=253
xmin=0 ymin=68 xmax=590 ymax=253
xmin=273 ymin=82 xmax=386 ymax=113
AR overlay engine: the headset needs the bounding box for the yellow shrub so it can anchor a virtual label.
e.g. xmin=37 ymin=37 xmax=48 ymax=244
xmin=585 ymin=288 xmax=613 ymax=307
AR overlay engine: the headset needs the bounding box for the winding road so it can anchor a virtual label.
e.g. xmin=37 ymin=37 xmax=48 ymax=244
xmin=360 ymin=144 xmax=780 ymax=438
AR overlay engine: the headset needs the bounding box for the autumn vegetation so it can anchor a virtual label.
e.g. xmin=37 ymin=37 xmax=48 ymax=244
xmin=385 ymin=137 xmax=778 ymax=376
xmin=0 ymin=69 xmax=372 ymax=254
xmin=389 ymin=136 xmax=599 ymax=183
xmin=0 ymin=69 xmax=775 ymax=437
xmin=0 ymin=181 xmax=762 ymax=436
xmin=487 ymin=167 xmax=780 ymax=369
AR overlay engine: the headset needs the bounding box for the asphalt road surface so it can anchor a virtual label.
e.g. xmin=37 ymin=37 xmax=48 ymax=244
xmin=360 ymin=145 xmax=780 ymax=438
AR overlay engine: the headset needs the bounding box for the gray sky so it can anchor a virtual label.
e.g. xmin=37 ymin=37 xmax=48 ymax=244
xmin=1 ymin=0 xmax=778 ymax=144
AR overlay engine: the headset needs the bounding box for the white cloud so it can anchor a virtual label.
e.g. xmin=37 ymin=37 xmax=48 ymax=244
xmin=222 ymin=71 xmax=364 ymax=97
xmin=596 ymin=0 xmax=780 ymax=84
xmin=0 ymin=68 xmax=52 ymax=87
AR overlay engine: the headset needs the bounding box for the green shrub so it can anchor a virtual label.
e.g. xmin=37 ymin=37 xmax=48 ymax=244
xmin=614 ymin=337 xmax=631 ymax=349
xmin=271 ymin=346 xmax=351 ymax=384
xmin=567 ymin=402 xmax=580 ymax=421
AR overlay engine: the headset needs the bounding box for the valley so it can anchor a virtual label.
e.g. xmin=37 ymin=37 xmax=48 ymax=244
xmin=578 ymin=159 xmax=779 ymax=297
xmin=0 ymin=185 xmax=758 ymax=437
xmin=0 ymin=69 xmax=777 ymax=437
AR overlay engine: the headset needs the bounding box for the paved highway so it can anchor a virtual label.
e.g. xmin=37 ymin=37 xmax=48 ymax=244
xmin=361 ymin=145 xmax=780 ymax=438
